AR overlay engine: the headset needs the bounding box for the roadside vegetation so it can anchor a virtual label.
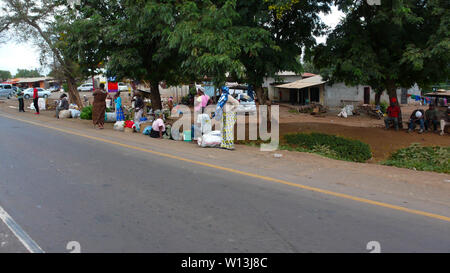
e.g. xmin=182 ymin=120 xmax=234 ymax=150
xmin=383 ymin=144 xmax=450 ymax=174
xmin=282 ymin=133 xmax=372 ymax=163
xmin=80 ymin=105 xmax=93 ymax=120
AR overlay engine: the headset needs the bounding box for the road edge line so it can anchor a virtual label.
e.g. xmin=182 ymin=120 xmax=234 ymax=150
xmin=0 ymin=205 xmax=45 ymax=253
xmin=1 ymin=112 xmax=449 ymax=223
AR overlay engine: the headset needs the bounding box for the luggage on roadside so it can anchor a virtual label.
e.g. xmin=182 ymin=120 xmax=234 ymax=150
xmin=143 ymin=126 xmax=152 ymax=135
xmin=114 ymin=121 xmax=125 ymax=131
xmin=70 ymin=109 xmax=81 ymax=119
xmin=59 ymin=110 xmax=72 ymax=119
xmin=105 ymin=112 xmax=117 ymax=123
xmin=197 ymin=131 xmax=222 ymax=148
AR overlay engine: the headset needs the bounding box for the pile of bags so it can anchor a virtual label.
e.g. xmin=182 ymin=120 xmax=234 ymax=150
xmin=58 ymin=109 xmax=81 ymax=119
xmin=197 ymin=131 xmax=222 ymax=148
xmin=338 ymin=105 xmax=354 ymax=118
xmin=29 ymin=98 xmax=46 ymax=111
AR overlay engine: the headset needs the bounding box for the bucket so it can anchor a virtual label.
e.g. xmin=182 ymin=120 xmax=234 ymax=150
xmin=183 ymin=130 xmax=192 ymax=142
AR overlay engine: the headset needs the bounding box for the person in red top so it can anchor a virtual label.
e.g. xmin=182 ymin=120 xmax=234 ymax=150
xmin=384 ymin=98 xmax=400 ymax=131
xmin=33 ymin=85 xmax=39 ymax=115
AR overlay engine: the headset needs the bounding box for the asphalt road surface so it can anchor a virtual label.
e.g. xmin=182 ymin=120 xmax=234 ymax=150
xmin=0 ymin=115 xmax=449 ymax=253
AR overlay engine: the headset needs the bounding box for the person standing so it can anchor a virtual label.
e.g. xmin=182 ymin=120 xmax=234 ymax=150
xmin=114 ymin=92 xmax=125 ymax=121
xmin=92 ymin=83 xmax=108 ymax=129
xmin=213 ymin=86 xmax=239 ymax=150
xmin=133 ymin=92 xmax=145 ymax=124
xmin=440 ymin=107 xmax=450 ymax=136
xmin=33 ymin=85 xmax=39 ymax=115
xmin=168 ymin=96 xmax=174 ymax=113
xmin=17 ymin=88 xmax=25 ymax=112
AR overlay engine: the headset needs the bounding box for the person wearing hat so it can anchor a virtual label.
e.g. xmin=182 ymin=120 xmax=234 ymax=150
xmin=408 ymin=108 xmax=425 ymax=133
xmin=439 ymin=107 xmax=450 ymax=136
xmin=384 ymin=98 xmax=401 ymax=131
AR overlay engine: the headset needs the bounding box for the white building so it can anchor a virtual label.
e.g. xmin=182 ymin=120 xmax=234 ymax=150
xmin=267 ymin=72 xmax=422 ymax=107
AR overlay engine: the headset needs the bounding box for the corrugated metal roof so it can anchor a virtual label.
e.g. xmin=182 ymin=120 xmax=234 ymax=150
xmin=275 ymin=75 xmax=327 ymax=89
xmin=15 ymin=77 xmax=54 ymax=83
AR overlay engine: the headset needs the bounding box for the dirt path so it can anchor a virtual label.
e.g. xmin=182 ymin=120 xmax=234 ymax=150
xmin=278 ymin=105 xmax=450 ymax=162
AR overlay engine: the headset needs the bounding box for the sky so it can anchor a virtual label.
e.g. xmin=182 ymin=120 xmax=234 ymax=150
xmin=0 ymin=6 xmax=344 ymax=77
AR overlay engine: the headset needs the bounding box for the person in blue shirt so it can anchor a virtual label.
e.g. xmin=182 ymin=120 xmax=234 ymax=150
xmin=114 ymin=92 xmax=125 ymax=121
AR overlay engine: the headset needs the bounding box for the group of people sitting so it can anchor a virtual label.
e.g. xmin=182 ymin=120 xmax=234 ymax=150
xmin=384 ymin=98 xmax=449 ymax=135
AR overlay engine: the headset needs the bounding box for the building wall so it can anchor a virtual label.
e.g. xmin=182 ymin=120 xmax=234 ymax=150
xmin=264 ymin=75 xmax=303 ymax=101
xmin=275 ymin=85 xmax=325 ymax=105
xmin=159 ymin=85 xmax=190 ymax=103
xmin=323 ymin=83 xmax=422 ymax=108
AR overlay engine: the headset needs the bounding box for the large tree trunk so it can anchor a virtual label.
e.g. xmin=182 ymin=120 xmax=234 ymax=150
xmin=375 ymin=91 xmax=382 ymax=106
xmin=66 ymin=76 xmax=83 ymax=109
xmin=386 ymin=80 xmax=403 ymax=128
xmin=255 ymin=85 xmax=266 ymax=105
xmin=150 ymin=81 xmax=162 ymax=110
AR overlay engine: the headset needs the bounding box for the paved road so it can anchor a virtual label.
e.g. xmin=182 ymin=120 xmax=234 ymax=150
xmin=0 ymin=115 xmax=449 ymax=253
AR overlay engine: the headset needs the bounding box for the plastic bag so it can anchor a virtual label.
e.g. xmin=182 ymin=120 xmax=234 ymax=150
xmin=198 ymin=131 xmax=222 ymax=148
xmin=114 ymin=121 xmax=125 ymax=131
xmin=143 ymin=126 xmax=152 ymax=135
xmin=70 ymin=109 xmax=81 ymax=119
xmin=59 ymin=110 xmax=72 ymax=119
xmin=125 ymin=120 xmax=135 ymax=129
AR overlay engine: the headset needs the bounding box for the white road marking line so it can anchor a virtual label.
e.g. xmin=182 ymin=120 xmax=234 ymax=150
xmin=0 ymin=205 xmax=44 ymax=253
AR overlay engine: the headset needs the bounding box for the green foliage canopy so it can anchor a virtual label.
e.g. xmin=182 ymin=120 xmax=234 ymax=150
xmin=313 ymin=0 xmax=450 ymax=100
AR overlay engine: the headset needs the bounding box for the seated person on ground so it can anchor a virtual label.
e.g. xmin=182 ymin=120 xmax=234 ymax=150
xmin=384 ymin=99 xmax=400 ymax=131
xmin=408 ymin=109 xmax=425 ymax=133
xmin=56 ymin=94 xmax=69 ymax=119
xmin=440 ymin=106 xmax=450 ymax=136
xmin=150 ymin=111 xmax=166 ymax=139
xmin=425 ymin=104 xmax=439 ymax=133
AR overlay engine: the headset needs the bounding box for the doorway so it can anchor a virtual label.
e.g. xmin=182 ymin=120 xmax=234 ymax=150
xmin=364 ymin=87 xmax=371 ymax=104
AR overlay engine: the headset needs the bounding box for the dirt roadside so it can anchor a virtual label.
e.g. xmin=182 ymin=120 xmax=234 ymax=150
xmin=1 ymin=100 xmax=449 ymax=218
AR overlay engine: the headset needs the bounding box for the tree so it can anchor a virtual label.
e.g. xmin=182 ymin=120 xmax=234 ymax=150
xmin=0 ymin=70 xmax=12 ymax=81
xmin=313 ymin=0 xmax=450 ymax=106
xmin=172 ymin=0 xmax=331 ymax=104
xmin=68 ymin=0 xmax=184 ymax=111
xmin=14 ymin=68 xmax=42 ymax=78
xmin=0 ymin=0 xmax=84 ymax=108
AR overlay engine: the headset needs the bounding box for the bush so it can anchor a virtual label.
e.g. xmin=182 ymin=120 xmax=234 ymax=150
xmin=80 ymin=105 xmax=93 ymax=120
xmin=379 ymin=101 xmax=388 ymax=113
xmin=283 ymin=133 xmax=372 ymax=162
xmin=383 ymin=144 xmax=450 ymax=174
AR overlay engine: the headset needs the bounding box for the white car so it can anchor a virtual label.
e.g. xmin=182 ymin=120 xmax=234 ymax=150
xmin=77 ymin=83 xmax=94 ymax=92
xmin=23 ymin=88 xmax=51 ymax=99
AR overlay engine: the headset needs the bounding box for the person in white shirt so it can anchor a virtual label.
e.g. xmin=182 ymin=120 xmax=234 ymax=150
xmin=150 ymin=111 xmax=166 ymax=139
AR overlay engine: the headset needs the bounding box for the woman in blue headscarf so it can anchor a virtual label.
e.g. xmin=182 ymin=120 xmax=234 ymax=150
xmin=214 ymin=86 xmax=239 ymax=150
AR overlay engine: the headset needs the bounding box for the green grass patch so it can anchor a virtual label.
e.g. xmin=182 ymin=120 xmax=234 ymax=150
xmin=282 ymin=133 xmax=372 ymax=162
xmin=382 ymin=144 xmax=450 ymax=174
